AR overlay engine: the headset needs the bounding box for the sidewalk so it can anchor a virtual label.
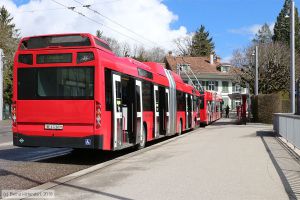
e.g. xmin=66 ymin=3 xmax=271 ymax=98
xmin=0 ymin=120 xmax=11 ymax=129
xmin=0 ymin=120 xmax=12 ymax=146
xmin=22 ymin=119 xmax=296 ymax=200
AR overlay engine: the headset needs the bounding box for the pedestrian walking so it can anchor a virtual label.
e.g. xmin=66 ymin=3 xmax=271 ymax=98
xmin=225 ymin=105 xmax=230 ymax=118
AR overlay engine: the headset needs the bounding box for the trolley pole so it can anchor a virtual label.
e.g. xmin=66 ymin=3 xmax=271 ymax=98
xmin=255 ymin=46 xmax=258 ymax=96
xmin=290 ymin=0 xmax=296 ymax=114
xmin=0 ymin=49 xmax=4 ymax=120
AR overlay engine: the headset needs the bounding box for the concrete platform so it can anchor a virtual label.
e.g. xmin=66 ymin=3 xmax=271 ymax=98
xmin=22 ymin=119 xmax=300 ymax=200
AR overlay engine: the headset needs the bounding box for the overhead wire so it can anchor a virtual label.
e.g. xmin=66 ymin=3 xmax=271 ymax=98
xmin=18 ymin=0 xmax=124 ymax=12
xmin=72 ymin=0 xmax=160 ymax=47
xmin=50 ymin=0 xmax=153 ymax=47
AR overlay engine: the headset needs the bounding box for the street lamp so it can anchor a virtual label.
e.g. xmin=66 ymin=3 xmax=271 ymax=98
xmin=0 ymin=49 xmax=4 ymax=120
xmin=284 ymin=0 xmax=296 ymax=113
xmin=283 ymin=0 xmax=296 ymax=113
xmin=290 ymin=0 xmax=296 ymax=114
xmin=251 ymin=46 xmax=259 ymax=96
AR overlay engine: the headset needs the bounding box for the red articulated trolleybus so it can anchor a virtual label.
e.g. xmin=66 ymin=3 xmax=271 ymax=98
xmin=12 ymin=33 xmax=201 ymax=151
xmin=200 ymin=90 xmax=223 ymax=126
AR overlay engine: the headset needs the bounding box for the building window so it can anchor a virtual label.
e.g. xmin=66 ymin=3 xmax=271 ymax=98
xmin=202 ymin=81 xmax=218 ymax=91
xmin=201 ymin=81 xmax=206 ymax=89
xmin=209 ymin=81 xmax=214 ymax=90
xmin=232 ymin=83 xmax=241 ymax=93
xmin=222 ymin=81 xmax=229 ymax=93
xmin=221 ymin=66 xmax=229 ymax=72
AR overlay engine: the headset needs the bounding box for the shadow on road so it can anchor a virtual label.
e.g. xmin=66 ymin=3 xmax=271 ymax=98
xmin=208 ymin=118 xmax=237 ymax=127
xmin=258 ymin=130 xmax=300 ymax=200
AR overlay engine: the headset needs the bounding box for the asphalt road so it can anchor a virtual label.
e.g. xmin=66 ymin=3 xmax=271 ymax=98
xmin=0 ymin=123 xmax=168 ymax=197
xmin=0 ymin=121 xmax=92 ymax=194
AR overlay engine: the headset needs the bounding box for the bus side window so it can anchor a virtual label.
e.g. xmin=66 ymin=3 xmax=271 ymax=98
xmin=142 ymin=81 xmax=153 ymax=112
xmin=105 ymin=69 xmax=112 ymax=111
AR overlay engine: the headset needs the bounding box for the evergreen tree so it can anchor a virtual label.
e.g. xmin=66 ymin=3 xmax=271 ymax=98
xmin=0 ymin=6 xmax=19 ymax=105
xmin=190 ymin=25 xmax=215 ymax=57
xmin=273 ymin=0 xmax=300 ymax=52
xmin=253 ymin=23 xmax=273 ymax=44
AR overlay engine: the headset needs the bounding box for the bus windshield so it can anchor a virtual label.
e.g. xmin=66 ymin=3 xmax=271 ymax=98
xmin=18 ymin=67 xmax=94 ymax=100
xmin=20 ymin=35 xmax=91 ymax=49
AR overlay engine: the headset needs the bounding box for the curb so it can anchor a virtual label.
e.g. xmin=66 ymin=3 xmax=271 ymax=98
xmin=1 ymin=128 xmax=202 ymax=200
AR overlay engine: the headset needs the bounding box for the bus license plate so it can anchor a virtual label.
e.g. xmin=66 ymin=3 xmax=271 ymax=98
xmin=45 ymin=124 xmax=63 ymax=130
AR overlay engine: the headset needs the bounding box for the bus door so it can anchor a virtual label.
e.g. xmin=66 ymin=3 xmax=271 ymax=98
xmin=188 ymin=95 xmax=192 ymax=128
xmin=154 ymin=85 xmax=160 ymax=138
xmin=186 ymin=94 xmax=192 ymax=129
xmin=207 ymin=101 xmax=211 ymax=123
xmin=112 ymin=74 xmax=123 ymax=150
xmin=185 ymin=94 xmax=189 ymax=129
xmin=159 ymin=87 xmax=167 ymax=135
xmin=191 ymin=95 xmax=194 ymax=128
xmin=135 ymin=80 xmax=143 ymax=144
xmin=112 ymin=74 xmax=136 ymax=150
xmin=165 ymin=89 xmax=170 ymax=134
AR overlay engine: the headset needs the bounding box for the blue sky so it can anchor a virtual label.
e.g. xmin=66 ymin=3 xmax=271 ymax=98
xmin=164 ymin=0 xmax=297 ymax=60
xmin=10 ymin=0 xmax=298 ymax=61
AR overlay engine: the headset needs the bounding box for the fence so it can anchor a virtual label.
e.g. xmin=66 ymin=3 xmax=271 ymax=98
xmin=273 ymin=113 xmax=300 ymax=149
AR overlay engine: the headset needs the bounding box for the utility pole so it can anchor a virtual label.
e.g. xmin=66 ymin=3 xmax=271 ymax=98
xmin=255 ymin=46 xmax=258 ymax=96
xmin=0 ymin=49 xmax=4 ymax=120
xmin=290 ymin=0 xmax=296 ymax=114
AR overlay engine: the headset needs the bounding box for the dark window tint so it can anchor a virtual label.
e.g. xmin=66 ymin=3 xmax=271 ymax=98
xmin=18 ymin=54 xmax=33 ymax=65
xmin=138 ymin=68 xmax=153 ymax=79
xmin=165 ymin=91 xmax=169 ymax=112
xmin=155 ymin=90 xmax=159 ymax=112
xmin=187 ymin=95 xmax=192 ymax=112
xmin=193 ymin=96 xmax=197 ymax=112
xmin=200 ymin=95 xmax=204 ymax=109
xmin=21 ymin=35 xmax=91 ymax=49
xmin=18 ymin=67 xmax=94 ymax=100
xmin=176 ymin=91 xmax=185 ymax=111
xmin=142 ymin=81 xmax=153 ymax=111
xmin=115 ymin=81 xmax=122 ymax=112
xmin=95 ymin=39 xmax=112 ymax=51
xmin=121 ymin=76 xmax=130 ymax=107
xmin=105 ymin=69 xmax=112 ymax=111
xmin=136 ymin=85 xmax=141 ymax=112
xmin=37 ymin=54 xmax=72 ymax=64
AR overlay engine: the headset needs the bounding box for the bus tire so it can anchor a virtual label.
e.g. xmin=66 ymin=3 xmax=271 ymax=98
xmin=137 ymin=125 xmax=147 ymax=150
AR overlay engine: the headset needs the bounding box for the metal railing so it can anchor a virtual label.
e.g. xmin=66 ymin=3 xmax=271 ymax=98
xmin=273 ymin=113 xmax=300 ymax=149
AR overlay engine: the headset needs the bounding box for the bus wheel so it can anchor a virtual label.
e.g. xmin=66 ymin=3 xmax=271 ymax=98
xmin=137 ymin=125 xmax=146 ymax=149
xmin=178 ymin=120 xmax=182 ymax=136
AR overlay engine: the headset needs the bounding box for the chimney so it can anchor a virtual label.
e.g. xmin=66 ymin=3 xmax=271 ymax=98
xmin=210 ymin=54 xmax=214 ymax=65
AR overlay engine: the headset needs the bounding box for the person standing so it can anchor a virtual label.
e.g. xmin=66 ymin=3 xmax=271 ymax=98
xmin=225 ymin=105 xmax=230 ymax=118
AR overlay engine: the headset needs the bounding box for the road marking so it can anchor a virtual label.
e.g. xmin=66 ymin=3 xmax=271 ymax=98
xmin=0 ymin=142 xmax=13 ymax=147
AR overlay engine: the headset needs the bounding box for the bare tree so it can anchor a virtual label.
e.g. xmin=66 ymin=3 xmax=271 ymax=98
xmin=119 ymin=42 xmax=131 ymax=57
xmin=145 ymin=47 xmax=165 ymax=62
xmin=173 ymin=36 xmax=192 ymax=56
xmin=231 ymin=42 xmax=298 ymax=94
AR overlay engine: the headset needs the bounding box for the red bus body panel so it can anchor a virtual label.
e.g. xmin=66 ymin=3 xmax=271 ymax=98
xmin=13 ymin=33 xmax=203 ymax=151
